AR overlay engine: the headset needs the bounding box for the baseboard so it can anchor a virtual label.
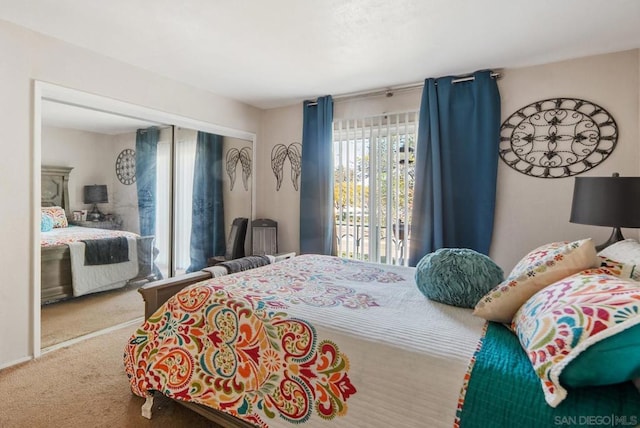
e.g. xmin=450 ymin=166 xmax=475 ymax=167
xmin=0 ymin=355 xmax=33 ymax=371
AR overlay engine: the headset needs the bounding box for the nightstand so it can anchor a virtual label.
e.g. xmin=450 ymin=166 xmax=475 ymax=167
xmin=273 ymin=252 xmax=296 ymax=262
xmin=70 ymin=220 xmax=121 ymax=230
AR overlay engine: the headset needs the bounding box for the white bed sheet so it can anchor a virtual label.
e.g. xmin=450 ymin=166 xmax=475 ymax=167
xmin=259 ymin=256 xmax=486 ymax=427
xmin=68 ymin=237 xmax=138 ymax=297
xmin=41 ymin=225 xmax=138 ymax=248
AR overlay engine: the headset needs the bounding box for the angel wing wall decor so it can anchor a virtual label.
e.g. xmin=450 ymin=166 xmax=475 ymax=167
xmin=271 ymin=144 xmax=288 ymax=191
xmin=287 ymin=142 xmax=302 ymax=191
xmin=238 ymin=147 xmax=252 ymax=191
xmin=225 ymin=146 xmax=252 ymax=191
xmin=271 ymin=142 xmax=302 ymax=191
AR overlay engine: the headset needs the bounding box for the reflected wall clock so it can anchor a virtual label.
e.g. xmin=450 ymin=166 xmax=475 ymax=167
xmin=499 ymin=98 xmax=618 ymax=178
xmin=115 ymin=148 xmax=136 ymax=185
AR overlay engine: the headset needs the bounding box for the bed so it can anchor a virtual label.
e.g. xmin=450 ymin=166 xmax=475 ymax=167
xmin=126 ymin=249 xmax=640 ymax=428
xmin=41 ymin=165 xmax=154 ymax=303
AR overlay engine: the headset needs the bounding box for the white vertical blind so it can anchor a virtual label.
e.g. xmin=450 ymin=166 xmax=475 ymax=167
xmin=333 ymin=111 xmax=418 ymax=265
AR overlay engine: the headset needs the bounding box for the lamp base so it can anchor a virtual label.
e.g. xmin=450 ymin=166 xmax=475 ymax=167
xmin=595 ymin=227 xmax=625 ymax=252
xmin=87 ymin=204 xmax=103 ymax=222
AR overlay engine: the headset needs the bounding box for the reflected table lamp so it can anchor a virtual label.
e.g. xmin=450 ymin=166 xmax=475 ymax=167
xmin=84 ymin=184 xmax=108 ymax=221
xmin=569 ymin=173 xmax=640 ymax=252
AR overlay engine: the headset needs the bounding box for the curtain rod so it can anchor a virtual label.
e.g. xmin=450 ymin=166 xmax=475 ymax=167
xmin=306 ymin=71 xmax=502 ymax=106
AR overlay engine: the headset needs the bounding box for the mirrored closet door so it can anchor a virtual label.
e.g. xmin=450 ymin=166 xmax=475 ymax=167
xmin=38 ymin=87 xmax=255 ymax=351
xmin=172 ymin=127 xmax=253 ymax=276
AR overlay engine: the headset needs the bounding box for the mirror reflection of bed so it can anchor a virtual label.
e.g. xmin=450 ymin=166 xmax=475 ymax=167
xmin=40 ymin=164 xmax=156 ymax=349
xmin=40 ymin=99 xmax=253 ymax=349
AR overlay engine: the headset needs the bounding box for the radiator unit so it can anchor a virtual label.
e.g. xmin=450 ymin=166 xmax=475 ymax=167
xmin=252 ymin=218 xmax=278 ymax=256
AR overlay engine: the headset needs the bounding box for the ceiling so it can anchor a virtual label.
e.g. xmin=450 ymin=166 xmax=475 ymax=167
xmin=3 ymin=0 xmax=640 ymax=114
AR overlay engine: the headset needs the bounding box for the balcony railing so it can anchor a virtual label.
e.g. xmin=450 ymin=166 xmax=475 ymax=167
xmin=335 ymin=222 xmax=410 ymax=266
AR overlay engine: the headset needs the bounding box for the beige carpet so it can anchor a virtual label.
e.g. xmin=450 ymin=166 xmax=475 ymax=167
xmin=0 ymin=324 xmax=218 ymax=428
xmin=41 ymin=282 xmax=146 ymax=348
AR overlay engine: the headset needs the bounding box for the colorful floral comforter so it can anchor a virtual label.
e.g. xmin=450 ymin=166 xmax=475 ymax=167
xmin=41 ymin=225 xmax=138 ymax=248
xmin=124 ymin=254 xmax=486 ymax=427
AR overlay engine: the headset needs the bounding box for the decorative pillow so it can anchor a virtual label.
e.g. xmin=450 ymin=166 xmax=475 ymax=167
xmin=560 ymin=322 xmax=640 ymax=389
xmin=512 ymin=270 xmax=640 ymax=407
xmin=40 ymin=214 xmax=54 ymax=232
xmin=473 ymin=239 xmax=598 ymax=323
xmin=415 ymin=248 xmax=504 ymax=308
xmin=598 ymin=255 xmax=637 ymax=280
xmin=598 ymin=239 xmax=640 ymax=281
xmin=41 ymin=206 xmax=68 ymax=228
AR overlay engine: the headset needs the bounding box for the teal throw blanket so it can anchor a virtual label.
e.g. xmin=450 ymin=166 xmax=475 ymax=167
xmin=457 ymin=322 xmax=640 ymax=428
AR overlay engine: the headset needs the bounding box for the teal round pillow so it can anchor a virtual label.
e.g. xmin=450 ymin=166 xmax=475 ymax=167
xmin=415 ymin=248 xmax=504 ymax=308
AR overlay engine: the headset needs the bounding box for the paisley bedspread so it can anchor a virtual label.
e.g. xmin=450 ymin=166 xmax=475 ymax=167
xmin=124 ymin=255 xmax=486 ymax=427
xmin=41 ymin=225 xmax=138 ymax=248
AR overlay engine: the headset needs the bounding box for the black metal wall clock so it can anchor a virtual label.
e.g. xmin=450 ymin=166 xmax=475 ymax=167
xmin=499 ymin=98 xmax=618 ymax=178
xmin=115 ymin=148 xmax=136 ymax=185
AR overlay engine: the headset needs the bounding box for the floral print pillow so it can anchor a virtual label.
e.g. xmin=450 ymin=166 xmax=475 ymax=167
xmin=598 ymin=255 xmax=637 ymax=280
xmin=512 ymin=271 xmax=640 ymax=407
xmin=473 ymin=239 xmax=598 ymax=323
xmin=41 ymin=206 xmax=68 ymax=228
xmin=598 ymin=239 xmax=640 ymax=281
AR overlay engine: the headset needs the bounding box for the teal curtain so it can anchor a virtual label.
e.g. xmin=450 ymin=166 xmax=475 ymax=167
xmin=187 ymin=131 xmax=225 ymax=272
xmin=409 ymin=70 xmax=501 ymax=266
xmin=135 ymin=127 xmax=162 ymax=279
xmin=136 ymin=127 xmax=159 ymax=239
xmin=299 ymin=95 xmax=334 ymax=255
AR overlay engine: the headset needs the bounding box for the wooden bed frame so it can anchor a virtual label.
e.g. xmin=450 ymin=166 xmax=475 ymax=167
xmin=41 ymin=165 xmax=75 ymax=302
xmin=138 ymin=271 xmax=212 ymax=319
xmin=137 ymin=272 xmax=256 ymax=427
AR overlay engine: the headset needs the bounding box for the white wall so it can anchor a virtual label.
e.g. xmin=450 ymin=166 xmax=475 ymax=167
xmin=0 ymin=19 xmax=261 ymax=368
xmin=493 ymin=49 xmax=639 ymax=269
xmin=255 ymin=104 xmax=304 ymax=253
xmin=257 ymin=49 xmax=640 ymax=271
xmin=41 ymin=126 xmax=114 ymax=213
